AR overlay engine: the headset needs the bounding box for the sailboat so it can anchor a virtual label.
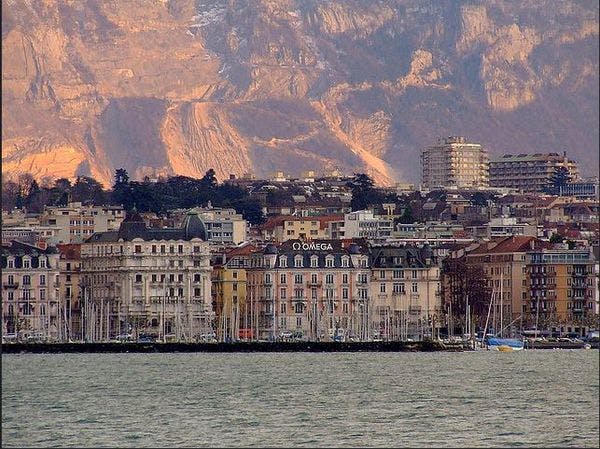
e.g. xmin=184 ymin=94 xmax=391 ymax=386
xmin=482 ymin=276 xmax=524 ymax=352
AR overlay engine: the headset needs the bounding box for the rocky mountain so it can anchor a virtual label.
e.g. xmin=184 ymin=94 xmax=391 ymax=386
xmin=2 ymin=0 xmax=598 ymax=186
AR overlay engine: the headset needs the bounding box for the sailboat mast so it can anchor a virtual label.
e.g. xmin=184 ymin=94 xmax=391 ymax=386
xmin=500 ymin=272 xmax=503 ymax=338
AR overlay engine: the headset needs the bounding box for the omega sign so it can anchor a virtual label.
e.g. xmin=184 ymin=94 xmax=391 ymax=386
xmin=292 ymin=242 xmax=334 ymax=251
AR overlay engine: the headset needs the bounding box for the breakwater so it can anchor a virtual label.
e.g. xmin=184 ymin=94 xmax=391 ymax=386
xmin=1 ymin=340 xmax=463 ymax=354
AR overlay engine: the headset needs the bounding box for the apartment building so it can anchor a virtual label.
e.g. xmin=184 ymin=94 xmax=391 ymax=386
xmin=259 ymin=215 xmax=344 ymax=242
xmin=40 ymin=202 xmax=125 ymax=244
xmin=56 ymin=243 xmax=82 ymax=341
xmin=211 ymin=244 xmax=256 ymax=341
xmin=343 ymin=210 xmax=393 ymax=242
xmin=246 ymin=240 xmax=372 ymax=341
xmin=80 ymin=211 xmax=213 ymax=342
xmin=369 ymin=245 xmax=442 ymax=340
xmin=489 ymin=152 xmax=579 ymax=192
xmin=1 ymin=241 xmax=61 ymax=341
xmin=525 ymin=247 xmax=597 ymax=329
xmin=466 ymin=237 xmax=549 ymax=331
xmin=421 ymin=136 xmax=489 ymax=189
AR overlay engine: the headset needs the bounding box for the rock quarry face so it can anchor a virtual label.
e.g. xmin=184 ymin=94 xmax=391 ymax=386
xmin=2 ymin=0 xmax=598 ymax=186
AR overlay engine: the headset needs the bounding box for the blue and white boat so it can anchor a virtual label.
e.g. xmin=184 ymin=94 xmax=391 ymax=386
xmin=486 ymin=337 xmax=524 ymax=352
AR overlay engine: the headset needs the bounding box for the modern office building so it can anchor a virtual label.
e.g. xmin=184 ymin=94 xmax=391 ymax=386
xmin=421 ymin=136 xmax=489 ymax=189
xmin=489 ymin=152 xmax=579 ymax=193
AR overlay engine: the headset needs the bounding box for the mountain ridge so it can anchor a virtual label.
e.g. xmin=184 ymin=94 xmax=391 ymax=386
xmin=2 ymin=0 xmax=598 ymax=186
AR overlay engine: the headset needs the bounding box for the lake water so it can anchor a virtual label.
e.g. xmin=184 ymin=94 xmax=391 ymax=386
xmin=2 ymin=350 xmax=599 ymax=448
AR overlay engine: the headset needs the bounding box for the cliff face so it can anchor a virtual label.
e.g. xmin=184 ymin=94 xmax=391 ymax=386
xmin=2 ymin=0 xmax=598 ymax=186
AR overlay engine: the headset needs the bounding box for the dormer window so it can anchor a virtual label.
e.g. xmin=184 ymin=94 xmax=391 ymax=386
xmin=311 ymin=256 xmax=319 ymax=268
xmin=279 ymin=256 xmax=287 ymax=268
xmin=23 ymin=258 xmax=30 ymax=269
xmin=39 ymin=258 xmax=47 ymax=268
xmin=7 ymin=259 xmax=14 ymax=268
xmin=341 ymin=256 xmax=349 ymax=268
xmin=325 ymin=256 xmax=334 ymax=268
xmin=294 ymin=256 xmax=303 ymax=268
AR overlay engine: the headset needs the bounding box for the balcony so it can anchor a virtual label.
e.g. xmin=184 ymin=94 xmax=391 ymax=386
xmin=409 ymin=305 xmax=422 ymax=314
xmin=308 ymin=281 xmax=322 ymax=287
xmin=3 ymin=282 xmax=19 ymax=289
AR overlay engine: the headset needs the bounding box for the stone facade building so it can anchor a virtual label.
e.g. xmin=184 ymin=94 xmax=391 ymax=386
xmin=246 ymin=240 xmax=371 ymax=341
xmin=80 ymin=211 xmax=212 ymax=342
xmin=1 ymin=241 xmax=61 ymax=341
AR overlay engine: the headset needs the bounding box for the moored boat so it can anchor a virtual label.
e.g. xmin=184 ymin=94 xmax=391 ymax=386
xmin=486 ymin=337 xmax=524 ymax=352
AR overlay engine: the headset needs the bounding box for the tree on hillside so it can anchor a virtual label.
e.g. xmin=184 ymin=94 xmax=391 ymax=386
xmin=72 ymin=176 xmax=107 ymax=205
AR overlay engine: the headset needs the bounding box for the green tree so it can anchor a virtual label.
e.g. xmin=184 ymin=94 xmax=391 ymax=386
xmin=546 ymin=166 xmax=572 ymax=195
xmin=549 ymin=233 xmax=564 ymax=244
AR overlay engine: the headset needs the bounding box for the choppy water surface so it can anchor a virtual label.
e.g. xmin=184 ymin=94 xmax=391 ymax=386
xmin=2 ymin=351 xmax=599 ymax=448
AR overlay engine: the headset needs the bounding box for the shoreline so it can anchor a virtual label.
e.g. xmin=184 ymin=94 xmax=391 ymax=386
xmin=1 ymin=340 xmax=464 ymax=354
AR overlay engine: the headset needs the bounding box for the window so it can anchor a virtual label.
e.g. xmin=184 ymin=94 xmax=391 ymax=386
xmin=265 ymin=274 xmax=272 ymax=284
xmin=295 ymin=303 xmax=303 ymax=314
xmin=279 ymin=256 xmax=287 ymax=268
xmin=193 ymin=246 xmax=200 ymax=253
xmin=379 ymin=270 xmax=385 ymax=279
xmin=393 ymin=283 xmax=405 ymax=294
xmin=311 ymin=256 xmax=319 ymax=268
xmin=281 ymin=303 xmax=287 ymax=314
xmin=412 ymin=283 xmax=418 ymax=293
xmin=23 ymin=275 xmax=31 ymax=285
xmin=161 ymin=245 xmax=166 ymax=253
xmin=152 ymin=245 xmax=157 ymax=254
xmin=280 ymin=274 xmax=287 ymax=284
xmin=325 ymin=274 xmax=334 ymax=284
xmin=135 ymin=274 xmax=143 ymax=283
xmin=294 ymin=274 xmax=303 ymax=284
xmin=169 ymin=245 xmax=174 ymax=254
xmin=7 ymin=260 xmax=14 ymax=268
xmin=39 ymin=258 xmax=46 ymax=268
xmin=296 ymin=317 xmax=302 ymax=327
xmin=393 ymin=270 xmax=404 ymax=279
xmin=325 ymin=257 xmax=334 ymax=267
xmin=295 ymin=256 xmax=303 ymax=268
xmin=134 ymin=245 xmax=142 ymax=254
xmin=280 ymin=288 xmax=287 ymax=299
xmin=178 ymin=245 xmax=183 ymax=253
xmin=23 ymin=259 xmax=30 ymax=269
xmin=152 ymin=274 xmax=157 ymax=283
xmin=178 ymin=274 xmax=183 ymax=283
xmin=312 ymin=288 xmax=317 ymax=299
xmin=233 ymin=283 xmax=238 ymax=291
xmin=380 ymin=283 xmax=386 ymax=293
xmin=194 ymin=288 xmax=201 ymax=297
xmin=232 ymin=271 xmax=238 ymax=279
xmin=40 ymin=275 xmax=46 ymax=285
xmin=311 ymin=274 xmax=318 ymax=284
xmin=194 ymin=274 xmax=201 ymax=283
xmin=343 ymin=302 xmax=348 ymax=313
xmin=8 ymin=275 xmax=14 ymax=285
xmin=342 ymin=288 xmax=348 ymax=299
xmin=342 ymin=274 xmax=348 ymax=284
xmin=341 ymin=257 xmax=349 ymax=268
xmin=412 ymin=270 xmax=418 ymax=279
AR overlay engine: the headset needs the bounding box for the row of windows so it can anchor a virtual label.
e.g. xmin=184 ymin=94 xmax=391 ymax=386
xmin=5 ymin=274 xmax=55 ymax=285
xmin=4 ymin=289 xmax=49 ymax=301
xmin=5 ymin=258 xmax=49 ymax=269
xmin=264 ymin=273 xmax=372 ymax=284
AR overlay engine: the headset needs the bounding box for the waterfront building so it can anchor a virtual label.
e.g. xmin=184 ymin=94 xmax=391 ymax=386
xmin=246 ymin=240 xmax=372 ymax=341
xmin=343 ymin=210 xmax=393 ymax=242
xmin=466 ymin=237 xmax=549 ymax=331
xmin=211 ymin=244 xmax=256 ymax=341
xmin=56 ymin=243 xmax=82 ymax=341
xmin=40 ymin=202 xmax=125 ymax=244
xmin=421 ymin=136 xmax=489 ymax=189
xmin=80 ymin=211 xmax=213 ymax=342
xmin=1 ymin=241 xmax=61 ymax=341
xmin=525 ymin=246 xmax=597 ymax=333
xmin=489 ymin=152 xmax=579 ymax=193
xmin=369 ymin=245 xmax=442 ymax=341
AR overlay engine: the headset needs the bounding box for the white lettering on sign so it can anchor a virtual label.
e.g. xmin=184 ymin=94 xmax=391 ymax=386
xmin=292 ymin=242 xmax=334 ymax=251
